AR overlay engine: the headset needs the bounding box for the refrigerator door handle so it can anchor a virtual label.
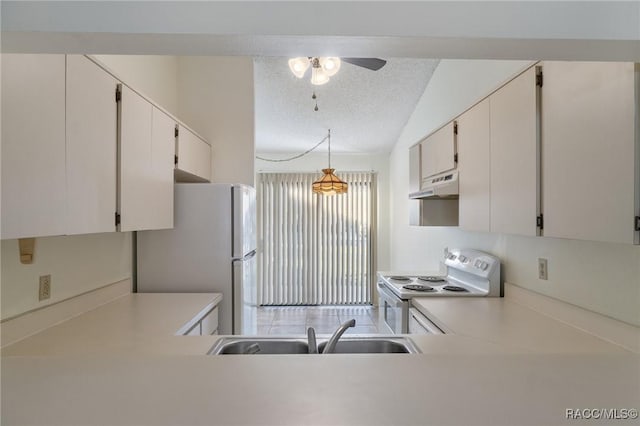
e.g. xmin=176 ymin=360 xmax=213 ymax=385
xmin=232 ymin=249 xmax=256 ymax=261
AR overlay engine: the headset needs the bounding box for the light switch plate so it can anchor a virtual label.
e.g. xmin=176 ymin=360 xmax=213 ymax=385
xmin=39 ymin=275 xmax=51 ymax=300
xmin=538 ymin=258 xmax=548 ymax=280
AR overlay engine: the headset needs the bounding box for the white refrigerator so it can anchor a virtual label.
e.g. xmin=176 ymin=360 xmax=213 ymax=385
xmin=137 ymin=183 xmax=257 ymax=335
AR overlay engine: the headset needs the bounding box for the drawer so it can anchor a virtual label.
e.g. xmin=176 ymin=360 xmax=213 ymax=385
xmin=200 ymin=307 xmax=219 ymax=335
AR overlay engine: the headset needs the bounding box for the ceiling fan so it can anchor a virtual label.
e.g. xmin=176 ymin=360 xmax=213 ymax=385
xmin=288 ymin=57 xmax=387 ymax=85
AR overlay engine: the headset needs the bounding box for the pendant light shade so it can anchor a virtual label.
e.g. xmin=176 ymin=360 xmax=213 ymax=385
xmin=312 ymin=168 xmax=348 ymax=195
xmin=312 ymin=130 xmax=348 ymax=195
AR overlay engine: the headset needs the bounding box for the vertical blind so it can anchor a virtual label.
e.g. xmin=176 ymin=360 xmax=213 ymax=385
xmin=257 ymin=172 xmax=376 ymax=305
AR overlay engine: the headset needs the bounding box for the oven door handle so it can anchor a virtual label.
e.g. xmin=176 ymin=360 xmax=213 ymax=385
xmin=377 ymin=283 xmax=406 ymax=308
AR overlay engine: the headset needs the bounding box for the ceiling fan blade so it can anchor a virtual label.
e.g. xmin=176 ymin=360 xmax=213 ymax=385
xmin=341 ymin=58 xmax=387 ymax=71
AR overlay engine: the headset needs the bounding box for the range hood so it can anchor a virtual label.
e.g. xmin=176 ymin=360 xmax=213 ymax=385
xmin=409 ymin=170 xmax=459 ymax=199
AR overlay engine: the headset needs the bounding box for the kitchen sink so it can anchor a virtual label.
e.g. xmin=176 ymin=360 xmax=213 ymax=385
xmin=317 ymin=337 xmax=419 ymax=354
xmin=208 ymin=336 xmax=420 ymax=355
xmin=208 ymin=337 xmax=309 ymax=354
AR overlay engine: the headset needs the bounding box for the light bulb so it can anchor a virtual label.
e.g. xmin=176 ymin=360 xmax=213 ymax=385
xmin=288 ymin=57 xmax=310 ymax=79
xmin=311 ymin=67 xmax=330 ymax=85
xmin=320 ymin=57 xmax=341 ymax=77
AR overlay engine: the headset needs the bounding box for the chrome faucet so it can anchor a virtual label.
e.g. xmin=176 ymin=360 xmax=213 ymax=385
xmin=322 ymin=319 xmax=356 ymax=354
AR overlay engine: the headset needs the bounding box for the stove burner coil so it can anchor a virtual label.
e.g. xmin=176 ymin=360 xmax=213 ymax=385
xmin=389 ymin=276 xmax=411 ymax=282
xmin=402 ymin=284 xmax=435 ymax=292
xmin=442 ymin=285 xmax=469 ymax=292
xmin=417 ymin=276 xmax=446 ymax=283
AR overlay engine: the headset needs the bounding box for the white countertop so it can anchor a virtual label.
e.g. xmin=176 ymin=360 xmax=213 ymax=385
xmin=3 ymin=353 xmax=638 ymax=426
xmin=2 ymin=293 xmax=639 ymax=426
xmin=411 ymin=297 xmax=632 ymax=354
xmin=1 ymin=293 xmax=222 ymax=356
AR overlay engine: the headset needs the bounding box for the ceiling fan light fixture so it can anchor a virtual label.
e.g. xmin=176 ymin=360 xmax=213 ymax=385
xmin=310 ymin=66 xmax=330 ymax=85
xmin=288 ymin=57 xmax=310 ymax=79
xmin=320 ymin=57 xmax=341 ymax=76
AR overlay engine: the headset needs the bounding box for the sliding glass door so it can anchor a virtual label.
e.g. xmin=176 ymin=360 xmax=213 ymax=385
xmin=257 ymin=172 xmax=376 ymax=305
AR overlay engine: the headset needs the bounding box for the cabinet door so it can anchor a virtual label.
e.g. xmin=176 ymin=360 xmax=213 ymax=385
xmin=420 ymin=122 xmax=456 ymax=183
xmin=1 ymin=54 xmax=67 ymax=239
xmin=148 ymin=107 xmax=175 ymax=230
xmin=490 ymin=67 xmax=540 ymax=237
xmin=118 ymin=86 xmax=153 ymax=232
xmin=66 ymin=55 xmax=118 ymax=235
xmin=408 ymin=144 xmax=421 ymax=194
xmin=200 ymin=307 xmax=219 ymax=335
xmin=541 ymin=62 xmax=637 ymax=244
xmin=175 ymin=125 xmax=211 ymax=182
xmin=457 ymin=99 xmax=491 ymax=232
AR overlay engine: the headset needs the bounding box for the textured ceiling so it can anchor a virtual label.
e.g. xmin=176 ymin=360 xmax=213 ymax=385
xmin=254 ymin=57 xmax=439 ymax=154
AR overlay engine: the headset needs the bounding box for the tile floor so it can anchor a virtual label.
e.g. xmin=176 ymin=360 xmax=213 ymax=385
xmin=256 ymin=305 xmax=381 ymax=336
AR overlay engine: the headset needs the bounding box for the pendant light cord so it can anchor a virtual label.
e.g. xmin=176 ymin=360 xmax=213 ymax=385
xmin=328 ymin=129 xmax=331 ymax=169
xmin=256 ymin=130 xmax=331 ymax=163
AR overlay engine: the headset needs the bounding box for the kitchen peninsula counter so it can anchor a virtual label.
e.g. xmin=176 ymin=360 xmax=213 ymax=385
xmin=2 ymin=292 xmax=638 ymax=426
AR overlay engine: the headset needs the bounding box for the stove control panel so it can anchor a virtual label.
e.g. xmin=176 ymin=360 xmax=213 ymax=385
xmin=445 ymin=249 xmax=499 ymax=279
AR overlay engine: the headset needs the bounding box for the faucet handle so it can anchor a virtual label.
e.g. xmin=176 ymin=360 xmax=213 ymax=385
xmin=307 ymin=327 xmax=318 ymax=354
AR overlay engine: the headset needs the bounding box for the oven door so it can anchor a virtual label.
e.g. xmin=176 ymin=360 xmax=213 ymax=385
xmin=376 ymin=282 xmax=409 ymax=334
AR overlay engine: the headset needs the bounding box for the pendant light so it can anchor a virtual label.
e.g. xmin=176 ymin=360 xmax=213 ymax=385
xmin=312 ymin=129 xmax=348 ymax=195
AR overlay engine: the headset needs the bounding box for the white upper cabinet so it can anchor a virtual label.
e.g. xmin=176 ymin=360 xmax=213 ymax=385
xmin=149 ymin=107 xmax=176 ymax=230
xmin=119 ymin=86 xmax=176 ymax=231
xmin=66 ymin=55 xmax=118 ymax=235
xmin=408 ymin=143 xmax=421 ymax=194
xmin=420 ymin=122 xmax=456 ymax=184
xmin=118 ymin=85 xmax=153 ymax=232
xmin=175 ymin=125 xmax=211 ymax=182
xmin=458 ymin=98 xmax=491 ymax=233
xmin=118 ymin=86 xmax=175 ymax=232
xmin=1 ymin=54 xmax=67 ymax=239
xmin=541 ymin=61 xmax=638 ymax=244
xmin=490 ymin=67 xmax=540 ymax=237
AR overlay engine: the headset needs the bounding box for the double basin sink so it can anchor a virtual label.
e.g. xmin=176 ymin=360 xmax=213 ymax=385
xmin=208 ymin=336 xmax=421 ymax=355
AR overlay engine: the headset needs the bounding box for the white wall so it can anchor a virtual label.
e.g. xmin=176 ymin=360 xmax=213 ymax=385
xmin=93 ymin=55 xmax=179 ymax=114
xmin=177 ymin=57 xmax=255 ymax=185
xmin=256 ymin=152 xmax=390 ymax=273
xmin=389 ymin=60 xmax=640 ymax=327
xmin=1 ymin=233 xmax=131 ymax=319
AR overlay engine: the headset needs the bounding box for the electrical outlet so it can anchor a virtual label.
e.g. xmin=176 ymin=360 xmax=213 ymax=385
xmin=39 ymin=275 xmax=51 ymax=301
xmin=538 ymin=258 xmax=548 ymax=280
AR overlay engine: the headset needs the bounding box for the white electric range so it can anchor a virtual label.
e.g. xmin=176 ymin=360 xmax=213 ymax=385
xmin=376 ymin=248 xmax=502 ymax=334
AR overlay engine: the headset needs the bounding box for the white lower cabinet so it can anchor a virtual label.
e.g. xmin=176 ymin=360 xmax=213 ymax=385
xmin=185 ymin=323 xmax=201 ymax=336
xmin=1 ymin=54 xmax=67 ymax=239
xmin=183 ymin=307 xmax=219 ymax=336
xmin=200 ymin=307 xmax=219 ymax=335
xmin=175 ymin=125 xmax=212 ymax=182
xmin=540 ymin=61 xmax=638 ymax=244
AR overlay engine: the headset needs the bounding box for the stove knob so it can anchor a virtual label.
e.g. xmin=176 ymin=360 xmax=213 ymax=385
xmin=459 ymin=255 xmax=467 ymax=263
xmin=481 ymin=262 xmax=489 ymax=271
xmin=474 ymin=260 xmax=482 ymax=268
